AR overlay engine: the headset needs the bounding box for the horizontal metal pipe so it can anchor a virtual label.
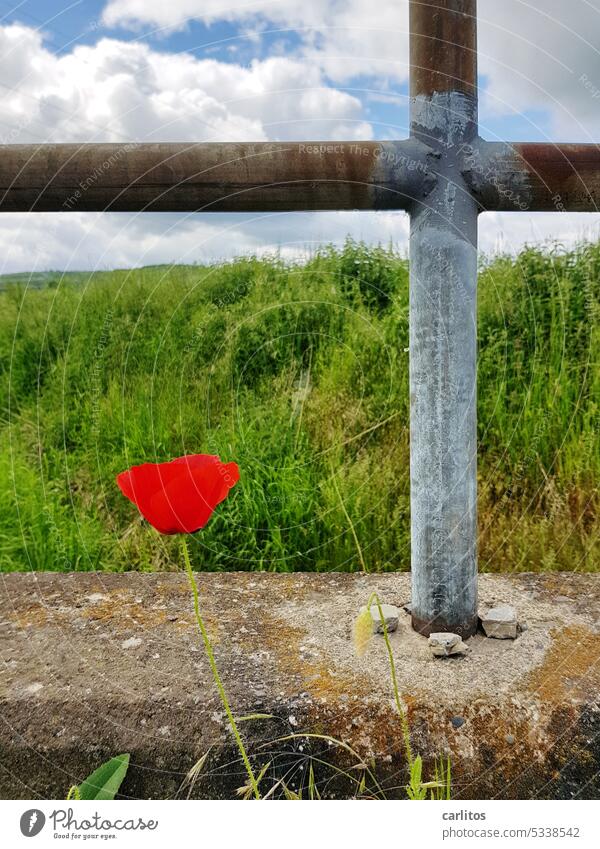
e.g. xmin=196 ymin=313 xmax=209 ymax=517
xmin=464 ymin=141 xmax=600 ymax=212
xmin=0 ymin=141 xmax=433 ymax=213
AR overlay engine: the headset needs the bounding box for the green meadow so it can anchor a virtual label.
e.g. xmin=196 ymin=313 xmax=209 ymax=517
xmin=0 ymin=239 xmax=598 ymax=573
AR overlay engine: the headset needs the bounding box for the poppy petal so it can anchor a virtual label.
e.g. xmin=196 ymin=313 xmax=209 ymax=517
xmin=171 ymin=454 xmax=220 ymax=468
xmin=116 ymin=455 xmax=239 ymax=535
xmin=116 ymin=469 xmax=135 ymax=502
xmin=222 ymin=462 xmax=240 ymax=488
xmin=150 ymin=464 xmax=221 ymax=533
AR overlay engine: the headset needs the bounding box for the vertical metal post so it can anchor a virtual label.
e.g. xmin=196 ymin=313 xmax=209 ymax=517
xmin=409 ymin=0 xmax=479 ymax=637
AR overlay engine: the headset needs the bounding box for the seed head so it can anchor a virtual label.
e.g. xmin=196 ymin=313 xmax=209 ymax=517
xmin=353 ymin=606 xmax=373 ymax=657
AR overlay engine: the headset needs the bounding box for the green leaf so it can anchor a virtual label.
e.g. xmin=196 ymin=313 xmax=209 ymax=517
xmin=410 ymin=755 xmax=423 ymax=787
xmin=255 ymin=762 xmax=271 ymax=786
xmin=78 ymin=754 xmax=130 ymax=801
xmin=406 ymin=756 xmax=427 ymax=800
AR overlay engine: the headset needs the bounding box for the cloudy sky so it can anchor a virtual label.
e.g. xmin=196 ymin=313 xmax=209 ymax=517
xmin=1 ymin=0 xmax=599 ymax=272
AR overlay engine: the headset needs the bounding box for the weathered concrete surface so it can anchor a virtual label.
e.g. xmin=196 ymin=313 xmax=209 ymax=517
xmin=1 ymin=572 xmax=599 ymax=800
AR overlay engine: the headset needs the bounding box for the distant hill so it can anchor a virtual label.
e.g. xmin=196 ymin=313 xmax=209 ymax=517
xmin=0 ymin=266 xmax=206 ymax=291
xmin=0 ymin=270 xmax=90 ymax=291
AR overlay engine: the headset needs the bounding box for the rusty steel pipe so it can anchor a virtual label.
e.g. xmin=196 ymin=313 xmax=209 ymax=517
xmin=1 ymin=140 xmax=596 ymax=215
xmin=409 ymin=0 xmax=479 ymax=638
xmin=464 ymin=141 xmax=600 ymax=212
xmin=0 ymin=141 xmax=432 ymax=213
xmin=410 ymin=0 xmax=478 ymax=102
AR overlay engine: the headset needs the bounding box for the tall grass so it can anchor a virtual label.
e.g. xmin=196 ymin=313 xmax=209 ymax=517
xmin=0 ymin=239 xmax=597 ymax=573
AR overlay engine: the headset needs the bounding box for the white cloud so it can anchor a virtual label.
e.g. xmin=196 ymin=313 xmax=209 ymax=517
xmin=0 ymin=24 xmax=371 ymax=144
xmin=102 ymin=0 xmax=356 ymax=32
xmin=2 ymin=208 xmax=599 ymax=275
xmin=102 ymin=0 xmax=600 ymax=137
xmin=0 ymin=210 xmax=410 ymax=274
xmin=478 ymin=0 xmax=600 ymax=140
xmin=102 ymin=0 xmax=412 ymax=86
xmin=479 ymin=212 xmax=600 ymax=255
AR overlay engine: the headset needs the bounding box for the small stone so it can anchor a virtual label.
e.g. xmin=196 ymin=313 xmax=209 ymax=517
xmin=481 ymin=605 xmax=518 ymax=640
xmin=86 ymin=593 xmax=107 ymax=604
xmin=121 ymin=636 xmax=142 ymax=649
xmin=367 ymin=604 xmax=399 ymax=634
xmin=451 ymin=716 xmax=465 ymax=728
xmin=431 ymin=632 xmax=460 ymax=647
xmin=518 ymin=621 xmax=528 ymax=633
xmin=448 ymin=640 xmax=470 ymax=656
xmin=505 ymin=734 xmax=515 ymax=745
xmin=429 ymin=632 xmax=470 ymax=657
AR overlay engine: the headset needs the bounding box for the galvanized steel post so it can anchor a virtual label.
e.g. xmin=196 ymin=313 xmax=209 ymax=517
xmin=409 ymin=0 xmax=479 ymax=637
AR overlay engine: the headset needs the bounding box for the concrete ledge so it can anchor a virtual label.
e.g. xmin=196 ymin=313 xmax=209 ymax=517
xmin=1 ymin=572 xmax=599 ymax=799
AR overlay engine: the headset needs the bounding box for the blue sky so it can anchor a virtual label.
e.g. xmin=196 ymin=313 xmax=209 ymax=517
xmin=0 ymin=1 xmax=302 ymax=62
xmin=0 ymin=0 xmax=599 ymax=271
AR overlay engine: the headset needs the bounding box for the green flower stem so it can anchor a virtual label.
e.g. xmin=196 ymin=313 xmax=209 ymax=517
xmin=332 ymin=474 xmax=412 ymax=766
xmin=181 ymin=537 xmax=260 ymax=800
xmin=368 ymin=591 xmax=413 ymax=766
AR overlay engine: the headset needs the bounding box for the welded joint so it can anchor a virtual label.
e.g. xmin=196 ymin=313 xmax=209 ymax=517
xmin=460 ymin=138 xmax=533 ymax=212
xmin=381 ymin=138 xmax=439 ymax=207
xmin=410 ymin=91 xmax=478 ymax=148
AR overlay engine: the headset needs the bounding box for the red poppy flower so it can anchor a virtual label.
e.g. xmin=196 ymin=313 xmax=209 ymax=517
xmin=116 ymin=454 xmax=239 ymax=535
